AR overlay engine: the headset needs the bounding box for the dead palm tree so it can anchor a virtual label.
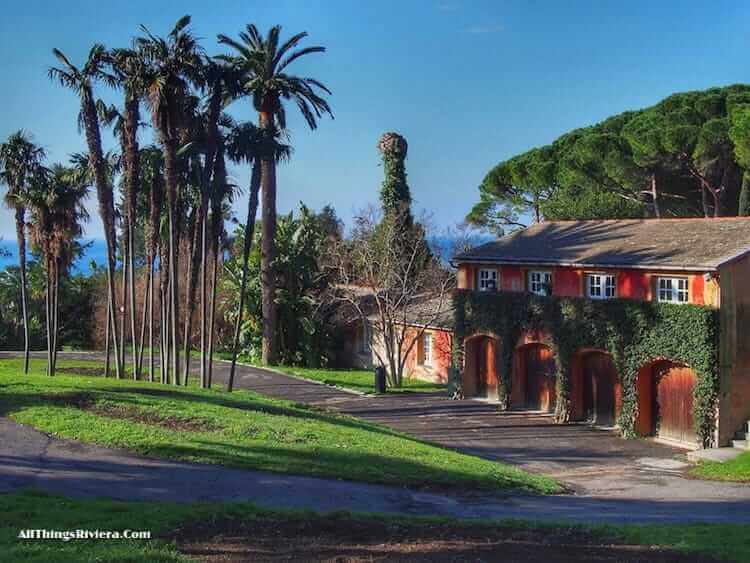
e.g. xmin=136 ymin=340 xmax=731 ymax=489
xmin=218 ymin=24 xmax=333 ymax=365
xmin=224 ymin=121 xmax=290 ymax=391
xmin=21 ymin=165 xmax=88 ymax=376
xmin=0 ymin=131 xmax=45 ymax=373
xmin=49 ymin=45 xmax=123 ymax=378
xmin=136 ymin=15 xmax=202 ymax=384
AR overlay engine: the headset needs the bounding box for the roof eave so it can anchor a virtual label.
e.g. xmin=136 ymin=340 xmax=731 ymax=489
xmin=454 ymin=257 xmax=719 ymax=273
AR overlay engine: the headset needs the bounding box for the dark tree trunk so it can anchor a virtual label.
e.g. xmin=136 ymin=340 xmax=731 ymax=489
xmin=123 ymin=92 xmax=140 ymax=377
xmin=81 ymin=87 xmax=122 ymax=378
xmin=105 ymin=291 xmax=111 ymax=377
xmin=227 ymin=162 xmax=261 ymax=392
xmin=163 ymin=137 xmax=181 ymax=384
xmin=259 ymin=111 xmax=278 ymax=366
xmin=182 ymin=206 xmax=202 ymax=385
xmin=14 ymin=206 xmax=30 ymax=374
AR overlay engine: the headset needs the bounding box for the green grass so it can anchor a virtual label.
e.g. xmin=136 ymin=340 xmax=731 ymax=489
xmin=2 ymin=490 xmax=747 ymax=562
xmin=0 ymin=358 xmax=557 ymax=493
xmin=691 ymin=451 xmax=750 ymax=482
xmin=264 ymin=364 xmax=447 ymax=394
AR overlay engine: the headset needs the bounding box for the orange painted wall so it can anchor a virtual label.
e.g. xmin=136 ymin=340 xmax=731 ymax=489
xmin=552 ymin=267 xmax=581 ymax=298
xmin=403 ymin=327 xmax=452 ymax=383
xmin=458 ymin=262 xmax=719 ymax=307
xmin=501 ymin=265 xmax=523 ymax=291
xmin=618 ymin=270 xmax=650 ymax=300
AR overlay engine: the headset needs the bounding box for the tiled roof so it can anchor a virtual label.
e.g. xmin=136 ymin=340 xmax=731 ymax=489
xmin=455 ymin=218 xmax=750 ymax=272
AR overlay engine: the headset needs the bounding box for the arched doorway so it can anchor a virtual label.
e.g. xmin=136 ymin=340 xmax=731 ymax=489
xmin=462 ymin=335 xmax=500 ymax=399
xmin=637 ymin=360 xmax=697 ymax=445
xmin=511 ymin=343 xmax=556 ymax=412
xmin=574 ymin=351 xmax=621 ymax=426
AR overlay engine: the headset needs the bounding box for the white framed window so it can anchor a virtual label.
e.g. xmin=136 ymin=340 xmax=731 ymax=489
xmin=657 ymin=277 xmax=689 ymax=304
xmin=528 ymin=271 xmax=552 ymax=296
xmin=421 ymin=332 xmax=433 ymax=366
xmin=478 ymin=268 xmax=498 ymax=291
xmin=587 ymin=273 xmax=616 ymax=299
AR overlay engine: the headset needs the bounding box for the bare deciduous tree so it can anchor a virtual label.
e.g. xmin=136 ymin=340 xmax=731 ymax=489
xmin=327 ymin=208 xmax=454 ymax=388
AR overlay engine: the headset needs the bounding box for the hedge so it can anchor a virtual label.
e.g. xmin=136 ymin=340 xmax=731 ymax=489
xmin=451 ymin=290 xmax=720 ymax=447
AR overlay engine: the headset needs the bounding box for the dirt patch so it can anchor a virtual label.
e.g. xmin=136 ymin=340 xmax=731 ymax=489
xmin=46 ymin=392 xmax=221 ymax=432
xmin=174 ymin=516 xmax=719 ymax=562
xmin=56 ymin=367 xmax=109 ymax=377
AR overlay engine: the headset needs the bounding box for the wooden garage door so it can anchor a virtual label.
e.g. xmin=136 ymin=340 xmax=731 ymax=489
xmin=524 ymin=344 xmax=556 ymax=412
xmin=476 ymin=338 xmax=489 ymax=397
xmin=582 ymin=353 xmax=620 ymax=426
xmin=655 ymin=364 xmax=696 ymax=444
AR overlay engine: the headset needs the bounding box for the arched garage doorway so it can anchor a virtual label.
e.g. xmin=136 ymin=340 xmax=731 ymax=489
xmin=511 ymin=343 xmax=556 ymax=412
xmin=636 ymin=360 xmax=697 ymax=446
xmin=572 ymin=351 xmax=622 ymax=426
xmin=463 ymin=335 xmax=500 ymax=400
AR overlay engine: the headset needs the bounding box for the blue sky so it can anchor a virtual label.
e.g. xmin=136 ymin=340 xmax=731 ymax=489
xmin=1 ymin=0 xmax=749 ymax=240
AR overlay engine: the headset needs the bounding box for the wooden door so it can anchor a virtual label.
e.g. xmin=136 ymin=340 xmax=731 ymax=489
xmin=655 ymin=364 xmax=696 ymax=444
xmin=477 ymin=338 xmax=489 ymax=396
xmin=523 ymin=344 xmax=556 ymax=412
xmin=583 ymin=353 xmax=619 ymax=426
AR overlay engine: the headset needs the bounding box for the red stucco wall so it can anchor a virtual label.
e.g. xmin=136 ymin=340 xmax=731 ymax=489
xmin=552 ymin=267 xmax=581 ymax=297
xmin=403 ymin=327 xmax=452 ymax=383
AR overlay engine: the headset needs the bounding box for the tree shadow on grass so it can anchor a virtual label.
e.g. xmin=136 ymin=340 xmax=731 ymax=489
xmin=143 ymin=440 xmax=555 ymax=494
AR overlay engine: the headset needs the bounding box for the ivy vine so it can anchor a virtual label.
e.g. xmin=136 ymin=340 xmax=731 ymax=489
xmin=451 ymin=290 xmax=720 ymax=447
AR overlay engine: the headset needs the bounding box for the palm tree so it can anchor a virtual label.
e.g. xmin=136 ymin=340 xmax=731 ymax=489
xmin=136 ymin=15 xmax=202 ymax=383
xmin=224 ymin=121 xmax=290 ymax=391
xmin=0 ymin=131 xmax=45 ymax=374
xmin=49 ymin=45 xmax=123 ymax=378
xmin=139 ymin=146 xmax=164 ymax=382
xmin=108 ymin=47 xmax=148 ymax=378
xmin=218 ymin=24 xmax=332 ymax=365
xmin=21 ymin=165 xmax=88 ymax=376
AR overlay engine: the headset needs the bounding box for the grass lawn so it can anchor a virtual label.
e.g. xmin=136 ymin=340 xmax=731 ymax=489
xmin=691 ymin=451 xmax=750 ymax=482
xmin=265 ymin=364 xmax=446 ymax=394
xmin=2 ymin=490 xmax=747 ymax=562
xmin=0 ymin=358 xmax=557 ymax=493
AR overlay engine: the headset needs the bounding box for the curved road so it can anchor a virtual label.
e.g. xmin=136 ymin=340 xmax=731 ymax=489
xmin=1 ymin=351 xmax=749 ymax=524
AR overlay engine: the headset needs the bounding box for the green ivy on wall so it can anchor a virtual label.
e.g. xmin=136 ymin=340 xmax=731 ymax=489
xmin=451 ymin=290 xmax=720 ymax=446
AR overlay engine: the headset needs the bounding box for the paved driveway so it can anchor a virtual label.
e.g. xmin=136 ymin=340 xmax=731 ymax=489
xmin=2 ymin=351 xmax=747 ymax=504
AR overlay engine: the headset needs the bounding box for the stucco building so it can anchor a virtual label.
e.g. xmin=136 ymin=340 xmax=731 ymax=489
xmin=453 ymin=218 xmax=750 ymax=449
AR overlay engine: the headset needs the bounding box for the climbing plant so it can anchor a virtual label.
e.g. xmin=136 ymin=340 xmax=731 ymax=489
xmin=452 ymin=290 xmax=720 ymax=446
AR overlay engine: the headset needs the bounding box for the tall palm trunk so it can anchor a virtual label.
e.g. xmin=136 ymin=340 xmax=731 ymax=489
xmin=201 ymin=91 xmax=222 ymax=387
xmin=105 ymin=291 xmax=112 ymax=377
xmin=44 ymin=258 xmax=52 ymax=376
xmin=81 ymin=88 xmax=122 ymax=379
xmin=119 ymin=239 xmax=128 ymax=375
xmin=163 ymin=137 xmax=181 ymax=384
xmin=14 ymin=206 xmax=30 ymax=373
xmin=148 ymin=258 xmax=155 ymax=382
xmin=206 ymin=241 xmax=218 ymax=388
xmin=137 ymin=264 xmax=150 ymax=375
xmin=182 ymin=206 xmax=202 ymax=385
xmin=227 ymin=162 xmax=261 ymax=392
xmin=51 ymin=258 xmax=60 ymax=377
xmin=259 ymin=111 xmax=278 ymax=366
xmin=123 ymin=93 xmax=140 ymax=377
xmin=159 ymin=237 xmax=170 ymax=384
xmin=200 ymin=209 xmax=208 ymax=388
